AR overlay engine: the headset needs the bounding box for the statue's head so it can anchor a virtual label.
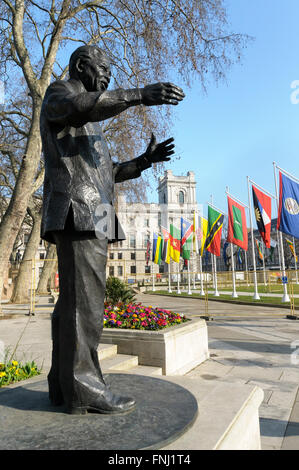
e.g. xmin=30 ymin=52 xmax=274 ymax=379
xmin=69 ymin=45 xmax=111 ymax=92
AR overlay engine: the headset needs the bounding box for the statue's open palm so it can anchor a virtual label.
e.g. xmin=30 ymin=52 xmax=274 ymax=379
xmin=145 ymin=133 xmax=175 ymax=164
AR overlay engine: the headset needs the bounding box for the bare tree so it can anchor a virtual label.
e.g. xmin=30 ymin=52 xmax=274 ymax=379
xmin=10 ymin=197 xmax=42 ymax=303
xmin=36 ymin=242 xmax=57 ymax=295
xmin=0 ymin=0 xmax=249 ymax=304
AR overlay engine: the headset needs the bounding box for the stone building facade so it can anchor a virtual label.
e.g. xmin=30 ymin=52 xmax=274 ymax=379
xmin=107 ymin=170 xmax=199 ymax=282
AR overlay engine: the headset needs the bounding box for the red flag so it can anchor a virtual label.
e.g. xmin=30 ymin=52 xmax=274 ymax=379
xmin=227 ymin=196 xmax=248 ymax=251
xmin=252 ymin=185 xmax=271 ymax=248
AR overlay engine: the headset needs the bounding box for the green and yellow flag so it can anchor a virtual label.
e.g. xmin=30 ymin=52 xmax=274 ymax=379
xmin=205 ymin=206 xmax=224 ymax=257
xmin=198 ymin=216 xmax=208 ymax=256
xmin=152 ymin=233 xmax=163 ymax=264
xmin=286 ymin=238 xmax=298 ymax=262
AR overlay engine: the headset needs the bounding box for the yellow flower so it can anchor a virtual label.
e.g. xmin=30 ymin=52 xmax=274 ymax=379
xmin=0 ymin=371 xmax=6 ymax=378
xmin=12 ymin=360 xmax=18 ymax=366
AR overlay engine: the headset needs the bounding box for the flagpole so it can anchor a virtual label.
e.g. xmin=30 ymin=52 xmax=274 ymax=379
xmin=225 ymin=186 xmax=240 ymax=299
xmin=199 ymin=255 xmax=205 ymax=295
xmin=168 ymin=262 xmax=172 ymax=293
xmin=247 ymin=176 xmax=260 ymax=300
xmin=177 ymin=261 xmax=181 ymax=294
xmin=293 ymin=236 xmax=299 ymax=284
xmin=273 ymin=162 xmax=290 ymax=302
xmin=152 ymin=262 xmax=156 ymax=292
xmin=276 ymin=229 xmax=282 ymax=270
xmin=274 ymin=164 xmax=299 ymax=183
xmin=209 ymin=195 xmax=215 ymax=293
xmin=193 ymin=253 xmax=196 ymax=290
xmin=230 ymin=243 xmax=238 ymax=298
xmin=208 ymin=195 xmax=222 ymax=297
xmin=187 ymin=259 xmax=192 ymax=295
xmin=211 ymin=253 xmax=215 ymax=289
xmin=213 ymin=254 xmax=220 ymax=296
xmin=261 ymin=241 xmax=267 ymax=286
xmin=244 ymin=250 xmax=250 ymax=286
xmin=192 ymin=210 xmax=197 ymax=290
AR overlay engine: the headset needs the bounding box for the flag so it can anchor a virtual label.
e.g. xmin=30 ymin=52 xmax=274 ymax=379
xmin=252 ymin=185 xmax=271 ymax=248
xmin=198 ymin=216 xmax=208 ymax=256
xmin=169 ymin=224 xmax=181 ymax=262
xmin=181 ymin=217 xmax=193 ymax=260
xmin=255 ymin=238 xmax=263 ymax=262
xmin=277 ymin=172 xmax=299 ymax=239
xmin=146 ymin=240 xmax=150 ymax=266
xmin=152 ymin=233 xmax=162 ymax=264
xmin=205 ymin=206 xmax=224 ymax=257
xmin=286 ymin=238 xmax=298 ymax=262
xmin=227 ymin=195 xmax=248 ymax=250
xmin=161 ymin=226 xmax=170 ymax=264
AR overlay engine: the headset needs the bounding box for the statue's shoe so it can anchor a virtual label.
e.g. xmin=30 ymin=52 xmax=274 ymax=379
xmin=66 ymin=390 xmax=136 ymax=415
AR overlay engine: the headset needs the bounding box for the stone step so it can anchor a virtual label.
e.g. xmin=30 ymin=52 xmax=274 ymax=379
xmin=119 ymin=365 xmax=163 ymax=376
xmin=98 ymin=342 xmax=163 ymax=376
xmin=101 ymin=353 xmax=139 ymax=372
xmin=98 ymin=343 xmax=118 ymax=360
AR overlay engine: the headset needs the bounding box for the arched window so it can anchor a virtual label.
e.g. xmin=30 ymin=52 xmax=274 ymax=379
xmin=178 ymin=191 xmax=185 ymax=204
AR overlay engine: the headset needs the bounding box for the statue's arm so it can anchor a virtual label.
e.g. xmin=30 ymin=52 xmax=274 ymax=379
xmin=113 ymin=134 xmax=175 ymax=183
xmin=43 ymin=82 xmax=142 ymax=126
xmin=89 ymin=82 xmax=185 ymax=122
xmin=113 ymin=156 xmax=152 ymax=183
xmin=43 ymin=81 xmax=184 ymax=127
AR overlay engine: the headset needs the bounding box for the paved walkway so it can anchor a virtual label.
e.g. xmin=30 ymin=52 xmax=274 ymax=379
xmin=1 ymin=293 xmax=299 ymax=450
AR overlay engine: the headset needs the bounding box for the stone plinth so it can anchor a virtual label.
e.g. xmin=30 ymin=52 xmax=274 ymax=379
xmin=0 ymin=374 xmax=264 ymax=450
xmin=101 ymin=318 xmax=209 ymax=375
xmin=0 ymin=374 xmax=198 ymax=450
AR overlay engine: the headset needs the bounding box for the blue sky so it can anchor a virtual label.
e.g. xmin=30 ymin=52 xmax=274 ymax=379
xmin=148 ymin=0 xmax=299 ymax=224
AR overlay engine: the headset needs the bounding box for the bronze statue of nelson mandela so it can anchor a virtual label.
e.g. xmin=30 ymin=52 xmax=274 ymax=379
xmin=40 ymin=45 xmax=185 ymax=415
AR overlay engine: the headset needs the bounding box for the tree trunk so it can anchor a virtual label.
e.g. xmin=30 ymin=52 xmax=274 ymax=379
xmin=0 ymin=102 xmax=42 ymax=310
xmin=37 ymin=243 xmax=57 ymax=294
xmin=10 ymin=208 xmax=42 ymax=304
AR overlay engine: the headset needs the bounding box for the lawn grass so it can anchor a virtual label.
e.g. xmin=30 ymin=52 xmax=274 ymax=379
xmin=146 ymin=289 xmax=299 ymax=307
xmin=219 ymin=283 xmax=299 ymax=295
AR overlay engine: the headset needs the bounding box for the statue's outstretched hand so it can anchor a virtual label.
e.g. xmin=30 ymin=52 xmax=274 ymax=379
xmin=144 ymin=133 xmax=175 ymax=164
xmin=141 ymin=82 xmax=185 ymax=106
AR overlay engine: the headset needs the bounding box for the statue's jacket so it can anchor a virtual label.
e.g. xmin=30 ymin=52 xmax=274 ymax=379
xmin=40 ymin=79 xmax=148 ymax=244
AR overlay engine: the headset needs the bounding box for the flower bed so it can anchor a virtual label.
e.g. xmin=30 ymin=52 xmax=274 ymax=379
xmin=104 ymin=302 xmax=189 ymax=330
xmin=0 ymin=360 xmax=41 ymax=387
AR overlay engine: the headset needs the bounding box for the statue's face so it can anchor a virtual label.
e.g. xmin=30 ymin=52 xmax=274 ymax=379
xmin=77 ymin=49 xmax=111 ymax=92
